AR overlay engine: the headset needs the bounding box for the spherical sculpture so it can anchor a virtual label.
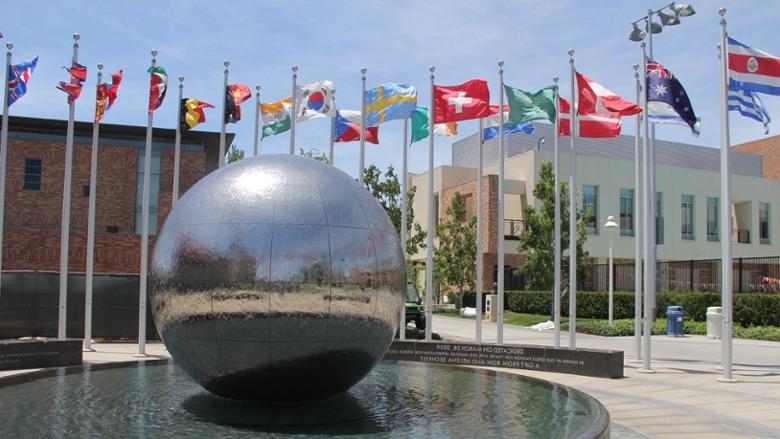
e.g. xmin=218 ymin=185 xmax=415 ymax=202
xmin=150 ymin=154 xmax=405 ymax=401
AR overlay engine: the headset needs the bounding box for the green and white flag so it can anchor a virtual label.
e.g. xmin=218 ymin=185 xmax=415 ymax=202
xmin=504 ymin=84 xmax=556 ymax=125
xmin=410 ymin=107 xmax=457 ymax=144
xmin=260 ymin=97 xmax=292 ymax=138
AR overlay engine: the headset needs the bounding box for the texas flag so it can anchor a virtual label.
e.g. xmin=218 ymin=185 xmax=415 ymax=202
xmin=559 ymin=97 xmax=622 ymax=138
xmin=576 ymin=71 xmax=641 ymax=116
xmin=333 ymin=110 xmax=378 ymax=144
xmin=433 ymin=79 xmax=490 ymax=123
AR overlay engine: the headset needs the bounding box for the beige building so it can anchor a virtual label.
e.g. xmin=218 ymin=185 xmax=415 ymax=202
xmin=409 ymin=122 xmax=780 ymax=291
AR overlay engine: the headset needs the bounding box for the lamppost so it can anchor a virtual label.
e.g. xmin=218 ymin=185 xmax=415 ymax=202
xmin=627 ymin=1 xmax=695 ymax=373
xmin=604 ymin=215 xmax=618 ymax=325
xmin=536 ymin=137 xmax=545 ymax=150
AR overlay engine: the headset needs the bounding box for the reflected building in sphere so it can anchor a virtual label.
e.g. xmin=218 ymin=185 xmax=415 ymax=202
xmin=150 ymin=154 xmax=405 ymax=401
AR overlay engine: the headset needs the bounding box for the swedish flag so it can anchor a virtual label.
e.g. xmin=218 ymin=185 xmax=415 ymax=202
xmin=364 ymin=83 xmax=417 ymax=126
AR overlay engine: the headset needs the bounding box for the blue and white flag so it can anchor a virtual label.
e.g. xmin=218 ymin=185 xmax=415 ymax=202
xmin=646 ymin=60 xmax=701 ymax=136
xmin=729 ymin=88 xmax=771 ymax=135
xmin=482 ymin=105 xmax=534 ymax=141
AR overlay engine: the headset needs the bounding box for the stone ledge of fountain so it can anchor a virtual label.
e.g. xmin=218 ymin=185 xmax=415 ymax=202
xmin=0 ymin=338 xmax=82 ymax=371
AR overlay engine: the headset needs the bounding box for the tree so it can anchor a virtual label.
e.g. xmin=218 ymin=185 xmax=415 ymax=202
xmin=517 ymin=161 xmax=589 ymax=291
xmin=362 ymin=165 xmax=426 ymax=265
xmin=298 ymin=147 xmax=328 ymax=164
xmin=227 ymin=145 xmax=244 ymax=163
xmin=434 ymin=192 xmax=477 ymax=308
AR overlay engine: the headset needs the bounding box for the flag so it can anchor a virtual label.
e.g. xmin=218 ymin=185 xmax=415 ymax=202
xmin=433 ymin=79 xmax=490 ymax=123
xmin=57 ymin=62 xmax=87 ymax=103
xmin=559 ymin=97 xmax=622 ymax=138
xmin=576 ymin=71 xmax=641 ymax=116
xmin=148 ymin=66 xmax=168 ymax=112
xmin=95 ymin=70 xmax=123 ymax=123
xmin=727 ymin=36 xmax=780 ymax=96
xmin=180 ymin=98 xmax=214 ymax=130
xmin=260 ymin=97 xmax=292 ymax=138
xmin=729 ymin=89 xmax=771 ymax=135
xmin=503 ymin=84 xmax=556 ymax=125
xmin=333 ymin=110 xmax=378 ymax=144
xmin=7 ymin=57 xmax=37 ymax=107
xmin=364 ymin=83 xmax=417 ymax=126
xmin=482 ymin=105 xmax=534 ymax=141
xmin=646 ymin=60 xmax=701 ymax=136
xmin=410 ymin=106 xmax=457 ymax=144
xmin=295 ymin=80 xmax=335 ymax=121
xmin=224 ymin=83 xmax=251 ymax=124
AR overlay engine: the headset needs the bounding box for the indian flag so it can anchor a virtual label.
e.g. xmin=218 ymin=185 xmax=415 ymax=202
xmin=261 ymin=97 xmax=292 ymax=138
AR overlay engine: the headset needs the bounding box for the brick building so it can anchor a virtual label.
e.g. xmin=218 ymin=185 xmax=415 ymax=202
xmin=0 ymin=116 xmax=231 ymax=338
xmin=731 ymin=135 xmax=780 ymax=180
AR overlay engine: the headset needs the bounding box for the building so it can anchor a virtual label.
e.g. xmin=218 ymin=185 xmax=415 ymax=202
xmin=409 ymin=122 xmax=780 ymax=291
xmin=0 ymin=116 xmax=231 ymax=338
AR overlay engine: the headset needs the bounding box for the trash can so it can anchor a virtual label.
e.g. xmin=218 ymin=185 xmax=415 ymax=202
xmin=666 ymin=305 xmax=684 ymax=337
xmin=706 ymin=306 xmax=723 ymax=339
xmin=485 ymin=294 xmax=498 ymax=321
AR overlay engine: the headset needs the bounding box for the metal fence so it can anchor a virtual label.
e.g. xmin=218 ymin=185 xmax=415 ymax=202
xmin=584 ymin=256 xmax=780 ymax=293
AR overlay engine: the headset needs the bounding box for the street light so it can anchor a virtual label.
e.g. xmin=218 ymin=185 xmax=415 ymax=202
xmin=536 ymin=137 xmax=545 ymax=150
xmin=604 ymin=215 xmax=618 ymax=325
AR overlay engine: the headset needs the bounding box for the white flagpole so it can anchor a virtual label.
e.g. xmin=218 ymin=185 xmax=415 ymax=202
xmin=329 ymin=94 xmax=336 ymax=165
xmin=633 ymin=63 xmax=643 ymax=362
xmin=254 ymin=85 xmax=261 ymax=156
xmin=553 ymin=76 xmax=561 ymax=349
xmin=497 ymin=60 xmax=506 ymax=344
xmin=58 ymin=33 xmax=80 ymax=340
xmin=359 ymin=67 xmax=367 ymax=180
xmin=639 ymin=41 xmax=655 ymax=373
xmin=218 ymin=60 xmax=229 ymax=168
xmin=83 ymin=63 xmax=104 ymax=352
xmin=718 ymin=7 xmax=737 ymax=383
xmin=568 ymin=49 xmax=578 ymax=350
xmin=0 ymin=42 xmax=13 ymax=304
xmin=400 ymin=117 xmax=409 ymax=341
xmin=290 ymin=65 xmax=298 ymax=155
xmin=425 ymin=65 xmax=435 ymax=341
xmin=476 ymin=117 xmax=484 ymax=343
xmin=172 ymin=76 xmax=183 ymax=207
xmin=137 ymin=49 xmax=157 ymax=357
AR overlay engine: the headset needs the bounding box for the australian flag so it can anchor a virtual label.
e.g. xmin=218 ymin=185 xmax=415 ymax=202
xmin=646 ymin=60 xmax=701 ymax=136
xmin=7 ymin=57 xmax=38 ymax=107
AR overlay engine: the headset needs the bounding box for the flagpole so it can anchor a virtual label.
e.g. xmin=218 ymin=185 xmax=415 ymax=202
xmin=568 ymin=49 xmax=577 ymax=350
xmin=553 ymin=76 xmax=561 ymax=349
xmin=425 ymin=65 xmax=435 ymax=341
xmin=497 ymin=59 xmax=506 ymax=344
xmin=633 ymin=63 xmax=643 ymax=362
xmin=218 ymin=60 xmax=229 ymax=167
xmin=329 ymin=94 xmax=335 ymax=165
xmin=137 ymin=49 xmax=157 ymax=357
xmin=400 ymin=117 xmax=409 ymax=341
xmin=58 ymin=33 xmax=80 ymax=340
xmin=290 ymin=65 xmax=297 ymax=155
xmin=83 ymin=63 xmax=103 ymax=352
xmin=718 ymin=7 xmax=737 ymax=383
xmin=359 ymin=67 xmax=367 ymax=180
xmin=476 ymin=117 xmax=484 ymax=344
xmin=254 ymin=85 xmax=261 ymax=156
xmin=172 ymin=76 xmax=183 ymax=207
xmin=0 ymin=42 xmax=13 ymax=305
xmin=639 ymin=41 xmax=655 ymax=373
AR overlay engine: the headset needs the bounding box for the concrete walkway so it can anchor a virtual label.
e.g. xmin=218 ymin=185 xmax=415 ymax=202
xmin=432 ymin=315 xmax=780 ymax=439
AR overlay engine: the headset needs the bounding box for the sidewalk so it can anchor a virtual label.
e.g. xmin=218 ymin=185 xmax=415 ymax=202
xmin=432 ymin=314 xmax=780 ymax=439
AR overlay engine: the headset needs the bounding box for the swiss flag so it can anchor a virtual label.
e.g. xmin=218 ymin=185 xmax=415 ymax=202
xmin=576 ymin=71 xmax=641 ymax=116
xmin=433 ymin=79 xmax=490 ymax=123
xmin=559 ymin=97 xmax=622 ymax=138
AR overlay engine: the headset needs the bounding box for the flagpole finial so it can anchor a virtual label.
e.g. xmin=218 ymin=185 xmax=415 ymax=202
xmin=429 ymin=65 xmax=435 ymax=73
xmin=553 ymin=76 xmax=559 ymax=84
xmin=568 ymin=49 xmax=574 ymax=57
xmin=719 ymin=7 xmax=726 ymax=16
xmin=6 ymin=42 xmax=12 ymax=51
xmin=151 ymin=49 xmax=158 ymax=57
xmin=179 ymin=75 xmax=184 ymax=83
xmin=256 ymin=85 xmax=261 ymax=92
xmin=361 ymin=67 xmax=367 ymax=76
xmin=98 ymin=63 xmax=103 ymax=71
xmin=73 ymin=33 xmax=80 ymax=41
xmin=292 ymin=65 xmax=298 ymax=73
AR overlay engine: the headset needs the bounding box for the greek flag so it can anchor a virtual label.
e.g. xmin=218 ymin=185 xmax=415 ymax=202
xmin=728 ymin=88 xmax=771 ymax=135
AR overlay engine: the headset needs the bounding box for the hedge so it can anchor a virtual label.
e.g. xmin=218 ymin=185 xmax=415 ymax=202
xmin=459 ymin=290 xmax=780 ymax=327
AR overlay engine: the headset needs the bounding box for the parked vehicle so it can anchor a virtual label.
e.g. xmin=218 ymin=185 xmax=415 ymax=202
xmin=405 ymin=282 xmax=425 ymax=330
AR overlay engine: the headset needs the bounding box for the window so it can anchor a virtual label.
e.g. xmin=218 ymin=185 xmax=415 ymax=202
xmin=134 ymin=149 xmax=161 ymax=235
xmin=760 ymin=202 xmax=770 ymax=245
xmin=656 ymin=192 xmax=664 ymax=245
xmin=706 ymin=197 xmax=719 ymax=241
xmin=23 ymin=158 xmax=42 ymax=190
xmin=681 ymin=194 xmax=695 ymax=240
xmin=582 ymin=185 xmax=598 ymax=235
xmin=619 ymin=188 xmax=634 ymax=236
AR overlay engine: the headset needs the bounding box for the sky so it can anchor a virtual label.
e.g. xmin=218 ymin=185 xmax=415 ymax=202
xmin=3 ymin=0 xmax=780 ymax=179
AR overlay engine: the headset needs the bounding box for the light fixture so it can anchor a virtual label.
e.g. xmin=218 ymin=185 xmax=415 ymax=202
xmin=629 ymin=23 xmax=646 ymax=42
xmin=604 ymin=215 xmax=618 ymax=230
xmin=659 ymin=10 xmax=680 ymax=26
xmin=647 ymin=20 xmax=663 ymax=34
xmin=674 ymin=3 xmax=696 ymax=17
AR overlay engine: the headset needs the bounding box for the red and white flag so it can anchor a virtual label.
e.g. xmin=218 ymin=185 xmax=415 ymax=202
xmin=433 ymin=79 xmax=490 ymax=123
xmin=559 ymin=97 xmax=622 ymax=138
xmin=576 ymin=71 xmax=641 ymax=116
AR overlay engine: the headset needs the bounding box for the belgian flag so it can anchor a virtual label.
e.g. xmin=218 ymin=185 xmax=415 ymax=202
xmin=180 ymin=98 xmax=214 ymax=130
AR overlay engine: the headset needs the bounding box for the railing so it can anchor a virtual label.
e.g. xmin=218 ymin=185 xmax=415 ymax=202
xmin=504 ymin=219 xmax=525 ymax=240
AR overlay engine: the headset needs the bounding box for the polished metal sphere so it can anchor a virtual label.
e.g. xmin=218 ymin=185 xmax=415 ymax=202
xmin=150 ymin=154 xmax=405 ymax=401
